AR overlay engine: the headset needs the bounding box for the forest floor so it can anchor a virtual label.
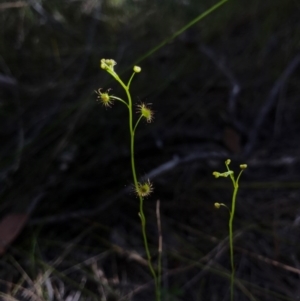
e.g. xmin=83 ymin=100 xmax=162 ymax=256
xmin=0 ymin=0 xmax=300 ymax=300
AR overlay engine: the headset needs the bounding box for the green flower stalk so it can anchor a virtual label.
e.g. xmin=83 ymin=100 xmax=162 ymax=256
xmin=213 ymin=159 xmax=247 ymax=301
xmin=97 ymin=59 xmax=160 ymax=301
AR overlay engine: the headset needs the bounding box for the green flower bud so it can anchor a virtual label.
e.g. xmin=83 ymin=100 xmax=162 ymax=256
xmin=212 ymin=171 xmax=220 ymax=178
xmin=133 ymin=66 xmax=141 ymax=73
xmin=214 ymin=202 xmax=221 ymax=209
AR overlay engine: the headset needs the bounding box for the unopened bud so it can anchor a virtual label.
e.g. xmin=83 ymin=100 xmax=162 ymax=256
xmin=214 ymin=202 xmax=221 ymax=209
xmin=133 ymin=66 xmax=141 ymax=73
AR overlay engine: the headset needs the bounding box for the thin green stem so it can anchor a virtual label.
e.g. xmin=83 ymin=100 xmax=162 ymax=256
xmin=112 ymin=72 xmax=160 ymax=301
xmin=129 ymin=92 xmax=159 ymax=301
xmin=229 ymin=181 xmax=238 ymax=301
xmin=134 ymin=0 xmax=228 ymax=65
xmin=156 ymin=200 xmax=162 ymax=301
xmin=236 ymin=170 xmax=244 ymax=184
xmin=127 ymin=72 xmax=136 ymax=89
xmin=228 ymin=170 xmax=244 ymax=301
xmin=133 ymin=115 xmax=143 ymax=133
xmin=110 ymin=96 xmax=128 ymax=107
xmin=138 ymin=201 xmax=158 ymax=288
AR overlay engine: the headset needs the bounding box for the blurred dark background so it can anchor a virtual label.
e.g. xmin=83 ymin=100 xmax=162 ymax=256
xmin=1 ymin=0 xmax=300 ymax=300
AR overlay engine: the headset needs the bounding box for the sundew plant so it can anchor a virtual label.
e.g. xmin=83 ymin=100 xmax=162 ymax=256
xmin=95 ymin=3 xmax=230 ymax=300
xmin=96 ymin=59 xmax=161 ymax=300
xmin=213 ymin=160 xmax=247 ymax=301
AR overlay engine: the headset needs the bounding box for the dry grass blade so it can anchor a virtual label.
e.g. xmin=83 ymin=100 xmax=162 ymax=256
xmin=0 ymin=1 xmax=28 ymax=10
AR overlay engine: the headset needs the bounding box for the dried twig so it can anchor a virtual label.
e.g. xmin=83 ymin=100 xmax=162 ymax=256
xmin=0 ymin=1 xmax=28 ymax=10
xmin=199 ymin=44 xmax=244 ymax=133
xmin=156 ymin=200 xmax=162 ymax=297
xmin=244 ymin=54 xmax=300 ymax=157
xmin=236 ymin=246 xmax=300 ymax=276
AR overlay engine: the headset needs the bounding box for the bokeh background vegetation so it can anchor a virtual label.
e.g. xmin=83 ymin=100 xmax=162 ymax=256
xmin=1 ymin=0 xmax=300 ymax=300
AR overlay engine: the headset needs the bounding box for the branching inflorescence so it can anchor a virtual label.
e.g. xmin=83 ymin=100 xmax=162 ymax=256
xmin=213 ymin=159 xmax=247 ymax=301
xmin=96 ymin=59 xmax=161 ymax=301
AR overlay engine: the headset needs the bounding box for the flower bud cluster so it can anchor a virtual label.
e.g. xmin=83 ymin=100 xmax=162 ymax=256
xmin=212 ymin=159 xmax=247 ymax=211
xmin=212 ymin=171 xmax=233 ymax=178
xmin=212 ymin=159 xmax=247 ymax=178
xmin=100 ymin=59 xmax=117 ymax=71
